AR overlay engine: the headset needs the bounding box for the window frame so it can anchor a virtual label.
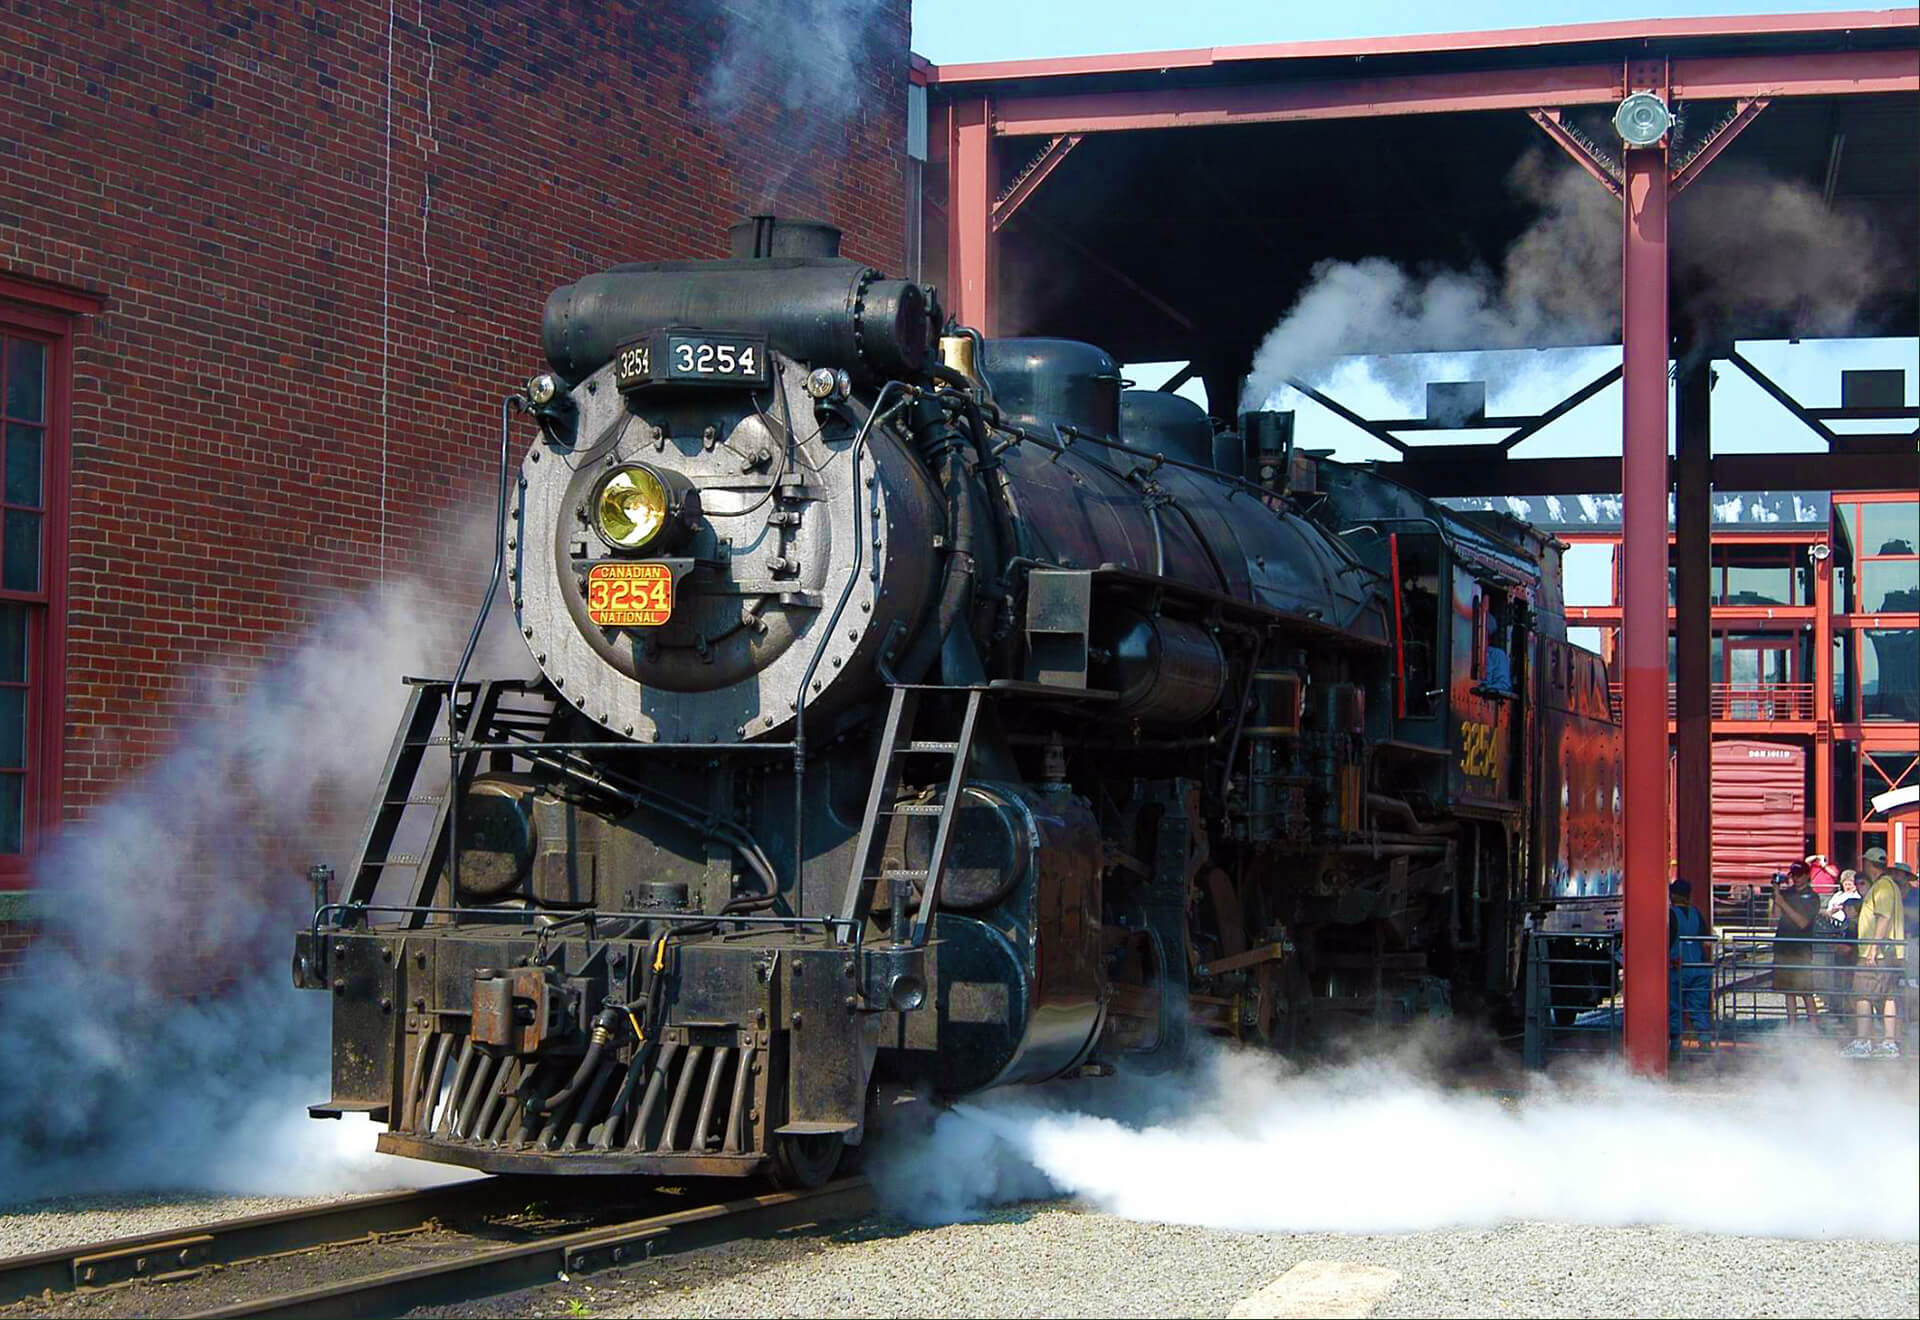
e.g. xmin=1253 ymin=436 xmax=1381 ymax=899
xmin=0 ymin=276 xmax=83 ymax=884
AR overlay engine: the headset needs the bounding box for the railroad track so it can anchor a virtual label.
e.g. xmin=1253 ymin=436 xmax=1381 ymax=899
xmin=0 ymin=1176 xmax=870 ymax=1319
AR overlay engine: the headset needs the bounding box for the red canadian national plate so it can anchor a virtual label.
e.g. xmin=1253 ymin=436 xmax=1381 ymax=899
xmin=585 ymin=562 xmax=672 ymax=627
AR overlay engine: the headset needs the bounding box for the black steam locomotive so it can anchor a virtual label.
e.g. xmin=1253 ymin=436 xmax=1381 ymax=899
xmin=294 ymin=218 xmax=1621 ymax=1184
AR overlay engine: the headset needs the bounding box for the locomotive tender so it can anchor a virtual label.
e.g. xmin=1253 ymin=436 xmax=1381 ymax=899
xmin=294 ymin=218 xmax=1622 ymax=1184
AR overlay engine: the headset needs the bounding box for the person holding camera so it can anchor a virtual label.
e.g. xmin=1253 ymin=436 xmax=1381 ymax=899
xmin=1771 ymin=862 xmax=1821 ymax=1028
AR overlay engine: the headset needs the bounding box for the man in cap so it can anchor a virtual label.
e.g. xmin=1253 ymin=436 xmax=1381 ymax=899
xmin=1846 ymin=847 xmax=1905 ymax=1057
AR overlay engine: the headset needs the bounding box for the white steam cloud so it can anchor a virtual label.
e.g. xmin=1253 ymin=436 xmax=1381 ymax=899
xmin=0 ymin=574 xmax=524 ymax=1204
xmin=702 ymin=0 xmax=896 ymax=212
xmin=873 ymin=1041 xmax=1919 ymax=1240
xmin=703 ymin=0 xmax=892 ymax=124
xmin=1242 ymin=153 xmax=1898 ymax=412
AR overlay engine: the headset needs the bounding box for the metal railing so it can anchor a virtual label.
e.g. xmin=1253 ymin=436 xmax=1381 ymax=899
xmin=1710 ymin=931 xmax=1917 ymax=1053
xmin=1523 ymin=930 xmax=1624 ymax=1067
xmin=1605 ymin=681 xmax=1816 ymax=721
xmin=1523 ymin=927 xmax=1919 ymax=1066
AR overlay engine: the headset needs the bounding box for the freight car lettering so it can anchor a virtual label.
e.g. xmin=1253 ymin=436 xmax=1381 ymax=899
xmin=1460 ymin=720 xmax=1500 ymax=779
xmin=586 ymin=562 xmax=673 ymax=627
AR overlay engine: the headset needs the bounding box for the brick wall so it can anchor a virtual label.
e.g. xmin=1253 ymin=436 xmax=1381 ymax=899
xmin=0 ymin=0 xmax=911 ymax=836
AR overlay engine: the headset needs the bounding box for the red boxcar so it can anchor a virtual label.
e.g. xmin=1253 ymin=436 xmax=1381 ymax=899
xmin=1672 ymin=739 xmax=1808 ymax=923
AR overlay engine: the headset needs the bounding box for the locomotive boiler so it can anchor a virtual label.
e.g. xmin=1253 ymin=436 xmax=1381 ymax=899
xmin=294 ymin=218 xmax=1622 ymax=1184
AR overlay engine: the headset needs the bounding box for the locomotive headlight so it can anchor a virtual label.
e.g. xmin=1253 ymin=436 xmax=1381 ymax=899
xmin=593 ymin=465 xmax=670 ymax=551
xmin=526 ymin=372 xmax=560 ymax=406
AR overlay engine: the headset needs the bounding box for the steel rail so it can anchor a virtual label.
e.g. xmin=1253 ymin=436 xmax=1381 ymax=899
xmin=183 ymin=1178 xmax=871 ymax=1320
xmin=0 ymin=1177 xmax=537 ymax=1305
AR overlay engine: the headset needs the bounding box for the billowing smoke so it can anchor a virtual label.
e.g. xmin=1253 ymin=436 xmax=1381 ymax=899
xmin=703 ymin=0 xmax=892 ymax=122
xmin=1241 ymin=155 xmax=1617 ymax=412
xmin=1675 ymin=164 xmax=1897 ymax=341
xmin=701 ymin=0 xmax=898 ymax=212
xmin=1241 ymin=152 xmax=1897 ymax=412
xmin=0 ymin=566 xmax=526 ymax=1202
xmin=871 ymin=1038 xmax=1919 ymax=1240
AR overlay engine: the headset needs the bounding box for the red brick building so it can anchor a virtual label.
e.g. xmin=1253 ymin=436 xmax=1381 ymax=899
xmin=0 ymin=0 xmax=913 ymax=955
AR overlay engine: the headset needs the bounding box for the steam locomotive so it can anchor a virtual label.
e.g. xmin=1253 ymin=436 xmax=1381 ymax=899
xmin=293 ymin=218 xmax=1622 ymax=1184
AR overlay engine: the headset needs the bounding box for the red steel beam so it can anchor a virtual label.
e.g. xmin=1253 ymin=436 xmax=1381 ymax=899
xmin=1671 ymin=49 xmax=1919 ymax=100
xmin=1620 ymin=141 xmax=1671 ymax=1076
xmin=1527 ymin=108 xmax=1623 ymax=197
xmin=992 ymin=134 xmax=1083 ymax=232
xmin=987 ymin=48 xmax=1916 ymax=138
xmin=949 ymin=96 xmax=998 ymax=335
xmin=992 ymin=65 xmax=1624 ymax=135
xmin=1671 ymin=98 xmax=1769 ymax=194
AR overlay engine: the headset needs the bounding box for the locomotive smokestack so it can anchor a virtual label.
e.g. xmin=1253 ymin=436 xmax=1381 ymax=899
xmin=728 ymin=215 xmax=843 ymax=260
xmin=1241 ymin=409 xmax=1296 ymax=493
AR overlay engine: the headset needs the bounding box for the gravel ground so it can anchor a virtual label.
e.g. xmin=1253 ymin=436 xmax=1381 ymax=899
xmin=0 ymin=1188 xmax=421 ymax=1258
xmin=421 ymin=1202 xmax=1920 ymax=1320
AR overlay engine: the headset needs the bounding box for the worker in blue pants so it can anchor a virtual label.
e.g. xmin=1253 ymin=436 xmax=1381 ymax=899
xmin=1669 ymin=878 xmax=1715 ymax=1050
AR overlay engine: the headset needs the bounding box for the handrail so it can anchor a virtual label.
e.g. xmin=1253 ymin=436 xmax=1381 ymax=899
xmin=1606 ymin=680 xmax=1817 ymax=720
xmin=313 ymin=902 xmax=863 ymax=945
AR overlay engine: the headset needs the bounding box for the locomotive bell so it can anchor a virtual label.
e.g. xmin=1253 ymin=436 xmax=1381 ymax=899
xmin=938 ymin=334 xmax=981 ymax=387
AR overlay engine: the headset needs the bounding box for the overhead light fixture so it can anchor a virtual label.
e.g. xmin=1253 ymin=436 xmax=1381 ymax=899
xmin=1613 ymin=92 xmax=1673 ymax=147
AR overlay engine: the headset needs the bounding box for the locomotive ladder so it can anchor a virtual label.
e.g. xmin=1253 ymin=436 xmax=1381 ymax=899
xmin=344 ymin=678 xmax=508 ymax=926
xmin=838 ymin=685 xmax=984 ymax=947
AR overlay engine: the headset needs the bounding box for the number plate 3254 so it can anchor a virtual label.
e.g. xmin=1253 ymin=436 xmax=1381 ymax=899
xmin=586 ymin=562 xmax=672 ymax=627
xmin=610 ymin=331 xmax=769 ymax=392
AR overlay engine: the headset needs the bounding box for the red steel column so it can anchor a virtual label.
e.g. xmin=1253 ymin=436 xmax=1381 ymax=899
xmin=1673 ymin=351 xmax=1713 ymax=918
xmin=1621 ymin=144 xmax=1672 ymax=1076
xmin=1812 ymin=535 xmax=1834 ymax=858
xmin=949 ymin=96 xmax=997 ymax=335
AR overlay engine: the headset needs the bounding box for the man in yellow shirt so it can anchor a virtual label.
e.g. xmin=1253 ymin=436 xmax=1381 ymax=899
xmin=1847 ymin=847 xmax=1905 ymax=1058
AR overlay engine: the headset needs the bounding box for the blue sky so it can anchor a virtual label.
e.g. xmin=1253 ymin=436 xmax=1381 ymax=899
xmin=911 ymin=0 xmax=1910 ymax=65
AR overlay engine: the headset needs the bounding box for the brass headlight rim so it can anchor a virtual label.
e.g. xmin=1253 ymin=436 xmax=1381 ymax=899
xmin=590 ymin=463 xmax=671 ymax=554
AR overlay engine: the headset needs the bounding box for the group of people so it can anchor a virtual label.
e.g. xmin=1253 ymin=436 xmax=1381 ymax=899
xmin=1769 ymin=847 xmax=1916 ymax=1056
xmin=1667 ymin=847 xmax=1917 ymax=1056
